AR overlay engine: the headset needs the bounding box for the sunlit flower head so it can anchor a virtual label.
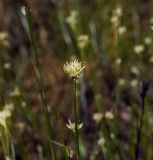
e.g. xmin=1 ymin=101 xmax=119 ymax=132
xmin=144 ymin=37 xmax=152 ymax=45
xmin=110 ymin=15 xmax=119 ymax=27
xmin=110 ymin=133 xmax=115 ymax=139
xmin=3 ymin=62 xmax=11 ymax=70
xmin=119 ymin=78 xmax=126 ymax=86
xmin=0 ymin=32 xmax=8 ymax=40
xmin=10 ymin=87 xmax=21 ymax=97
xmin=77 ymin=34 xmax=89 ymax=50
xmin=150 ymin=56 xmax=153 ymax=63
xmin=0 ymin=104 xmax=13 ymax=128
xmin=131 ymin=66 xmax=140 ymax=75
xmin=97 ymin=137 xmax=105 ymax=147
xmin=93 ymin=112 xmax=103 ymax=123
xmin=134 ymin=45 xmax=144 ymax=54
xmin=0 ymin=32 xmax=9 ymax=46
xmin=118 ymin=26 xmax=127 ymax=35
xmin=105 ymin=111 xmax=114 ymax=120
xmin=66 ymin=10 xmax=78 ymax=31
xmin=130 ymin=79 xmax=138 ymax=87
xmin=21 ymin=6 xmax=26 ymax=16
xmin=63 ymin=59 xmax=86 ymax=79
xmin=114 ymin=7 xmax=122 ymax=17
xmin=116 ymin=58 xmax=122 ymax=65
xmin=65 ymin=145 xmax=74 ymax=158
xmin=66 ymin=119 xmax=83 ymax=133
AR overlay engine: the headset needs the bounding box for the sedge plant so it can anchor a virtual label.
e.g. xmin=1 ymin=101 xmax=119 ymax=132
xmin=135 ymin=80 xmax=150 ymax=160
xmin=21 ymin=3 xmax=56 ymax=160
xmin=63 ymin=58 xmax=85 ymax=160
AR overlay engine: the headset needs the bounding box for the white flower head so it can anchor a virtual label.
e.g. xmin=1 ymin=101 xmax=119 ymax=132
xmin=130 ymin=79 xmax=138 ymax=87
xmin=110 ymin=15 xmax=119 ymax=27
xmin=144 ymin=37 xmax=152 ymax=45
xmin=65 ymin=145 xmax=74 ymax=158
xmin=116 ymin=58 xmax=122 ymax=65
xmin=150 ymin=56 xmax=153 ymax=63
xmin=21 ymin=6 xmax=26 ymax=16
xmin=0 ymin=104 xmax=13 ymax=128
xmin=6 ymin=157 xmax=12 ymax=160
xmin=97 ymin=137 xmax=105 ymax=147
xmin=66 ymin=10 xmax=78 ymax=31
xmin=131 ymin=66 xmax=140 ymax=75
xmin=0 ymin=32 xmax=8 ymax=41
xmin=3 ymin=63 xmax=11 ymax=69
xmin=118 ymin=26 xmax=127 ymax=35
xmin=66 ymin=119 xmax=83 ymax=133
xmin=93 ymin=113 xmax=103 ymax=123
xmin=105 ymin=111 xmax=114 ymax=120
xmin=115 ymin=7 xmax=122 ymax=17
xmin=10 ymin=87 xmax=21 ymax=97
xmin=110 ymin=133 xmax=115 ymax=139
xmin=0 ymin=32 xmax=9 ymax=46
xmin=77 ymin=34 xmax=89 ymax=50
xmin=119 ymin=78 xmax=126 ymax=86
xmin=63 ymin=59 xmax=86 ymax=79
xmin=134 ymin=45 xmax=145 ymax=54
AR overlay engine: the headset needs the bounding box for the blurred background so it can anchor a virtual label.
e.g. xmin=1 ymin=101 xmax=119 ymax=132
xmin=0 ymin=0 xmax=153 ymax=160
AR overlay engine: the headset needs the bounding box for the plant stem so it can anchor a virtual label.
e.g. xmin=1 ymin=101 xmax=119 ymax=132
xmin=73 ymin=79 xmax=80 ymax=160
xmin=135 ymin=96 xmax=145 ymax=160
xmin=24 ymin=4 xmax=56 ymax=160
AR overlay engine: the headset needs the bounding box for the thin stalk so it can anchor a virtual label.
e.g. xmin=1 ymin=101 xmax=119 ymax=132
xmin=24 ymin=4 xmax=56 ymax=160
xmin=73 ymin=79 xmax=80 ymax=160
xmin=135 ymin=96 xmax=145 ymax=160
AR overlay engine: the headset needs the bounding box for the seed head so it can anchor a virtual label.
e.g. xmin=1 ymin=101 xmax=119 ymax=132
xmin=63 ymin=59 xmax=86 ymax=79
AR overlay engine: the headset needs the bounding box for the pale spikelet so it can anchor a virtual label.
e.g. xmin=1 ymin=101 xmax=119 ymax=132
xmin=63 ymin=59 xmax=86 ymax=79
xmin=66 ymin=119 xmax=83 ymax=133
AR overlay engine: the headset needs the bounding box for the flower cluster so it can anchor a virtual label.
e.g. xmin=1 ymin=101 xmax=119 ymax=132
xmin=66 ymin=10 xmax=78 ymax=32
xmin=0 ymin=104 xmax=13 ymax=128
xmin=66 ymin=119 xmax=83 ymax=133
xmin=93 ymin=111 xmax=114 ymax=123
xmin=63 ymin=59 xmax=86 ymax=79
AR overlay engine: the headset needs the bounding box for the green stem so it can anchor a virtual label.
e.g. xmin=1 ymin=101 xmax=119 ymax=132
xmin=24 ymin=4 xmax=56 ymax=160
xmin=135 ymin=96 xmax=145 ymax=160
xmin=73 ymin=79 xmax=80 ymax=160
